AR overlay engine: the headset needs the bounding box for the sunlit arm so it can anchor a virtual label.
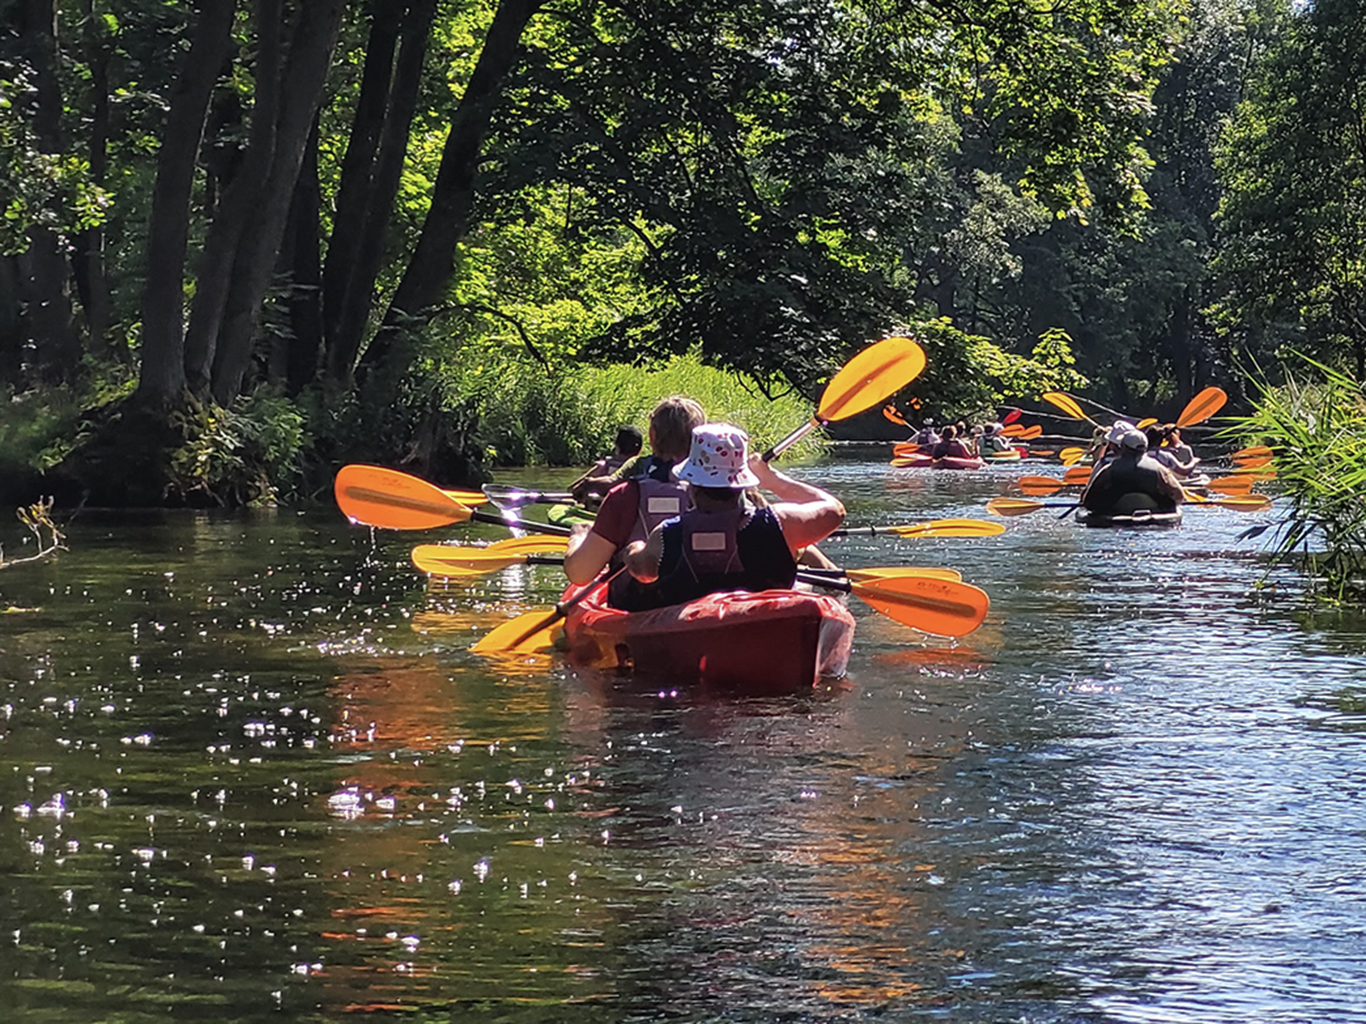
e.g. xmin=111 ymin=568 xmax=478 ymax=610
xmin=624 ymin=532 xmax=664 ymax=583
xmin=563 ymin=524 xmax=617 ymax=585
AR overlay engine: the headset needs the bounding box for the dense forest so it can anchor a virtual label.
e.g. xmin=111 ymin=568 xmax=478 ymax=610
xmin=1 ymin=0 xmax=1363 ymax=506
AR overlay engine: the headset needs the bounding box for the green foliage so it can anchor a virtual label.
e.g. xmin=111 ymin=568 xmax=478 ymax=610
xmin=1212 ymin=0 xmax=1366 ymax=376
xmin=1233 ymin=357 xmax=1366 ymax=601
xmin=0 ymin=386 xmax=85 ymax=479
xmin=169 ymin=390 xmax=308 ymax=506
xmin=899 ymin=320 xmax=1090 ymax=422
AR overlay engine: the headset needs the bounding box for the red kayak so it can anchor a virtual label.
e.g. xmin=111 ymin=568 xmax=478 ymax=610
xmin=897 ymin=454 xmax=987 ymax=470
xmin=562 ymin=584 xmax=856 ymax=692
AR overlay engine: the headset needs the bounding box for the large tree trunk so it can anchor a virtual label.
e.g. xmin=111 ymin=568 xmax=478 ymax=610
xmin=357 ymin=0 xmax=542 ymax=382
xmin=322 ymin=0 xmax=437 ymax=385
xmin=208 ymin=0 xmax=347 ymax=406
xmin=182 ymin=0 xmax=283 ymax=396
xmin=136 ymin=0 xmax=238 ymax=409
xmin=0 ymin=258 xmax=23 ymax=385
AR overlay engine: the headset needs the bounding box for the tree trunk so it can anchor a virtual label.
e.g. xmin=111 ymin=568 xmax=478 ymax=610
xmin=357 ymin=0 xmax=542 ymax=382
xmin=323 ymin=0 xmax=438 ymax=384
xmin=209 ymin=0 xmax=347 ymax=406
xmin=136 ymin=0 xmax=238 ymax=409
xmin=16 ymin=0 xmax=81 ymax=384
xmin=321 ymin=0 xmax=405 ymax=356
xmin=71 ymin=0 xmax=114 ymax=360
xmin=0 ymin=258 xmax=24 ymax=385
xmin=286 ymin=117 xmax=324 ymax=396
xmin=182 ymin=0 xmax=283 ymax=396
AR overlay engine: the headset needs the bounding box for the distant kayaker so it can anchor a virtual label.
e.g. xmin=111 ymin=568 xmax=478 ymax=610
xmin=980 ymin=423 xmax=1014 ymax=455
xmin=930 ymin=425 xmax=974 ymax=461
xmin=564 ymin=396 xmax=705 ymax=609
xmin=1145 ymin=424 xmax=1199 ymax=479
xmin=570 ymin=424 xmax=644 ymax=505
xmin=1081 ymin=426 xmax=1185 ymax=516
xmin=622 ymin=423 xmax=846 ymax=608
xmin=913 ymin=418 xmax=939 ymax=446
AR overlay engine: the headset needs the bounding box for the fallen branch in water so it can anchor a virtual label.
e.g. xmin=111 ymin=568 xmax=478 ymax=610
xmin=0 ymin=498 xmax=66 ymax=569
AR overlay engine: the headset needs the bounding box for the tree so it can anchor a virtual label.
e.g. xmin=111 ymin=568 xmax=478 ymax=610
xmin=1213 ymin=0 xmax=1366 ymax=379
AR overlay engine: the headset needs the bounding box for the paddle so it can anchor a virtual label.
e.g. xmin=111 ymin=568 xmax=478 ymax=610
xmin=1206 ymin=475 xmax=1255 ymax=495
xmin=1063 ymin=465 xmax=1092 ymax=485
xmin=883 ymin=405 xmax=910 ymax=427
xmin=1002 ymin=408 xmax=1023 ymax=425
xmin=1176 ymin=386 xmax=1226 ymax=428
xmin=1042 ymin=391 xmax=1099 ymax=426
xmin=472 ymin=568 xmax=991 ymax=649
xmin=1136 ymin=417 xmax=1157 ymax=429
xmin=1231 ymin=445 xmax=1273 ymax=464
xmin=892 ymin=441 xmax=921 ymax=457
xmin=1001 ymin=423 xmax=1027 ymax=438
xmin=335 ymin=464 xmax=575 ymax=534
xmin=829 ymin=518 xmax=1006 ymax=538
xmin=1058 ymin=446 xmax=1088 ymax=466
xmin=1019 ymin=475 xmax=1071 ymax=496
xmin=763 ymin=335 xmax=927 ymax=460
xmin=1231 ymin=455 xmax=1273 ymax=471
xmin=987 ymin=494 xmax=1272 ymax=516
xmin=482 ymin=484 xmax=576 ymax=507
xmin=416 ymin=545 xmax=966 ymax=584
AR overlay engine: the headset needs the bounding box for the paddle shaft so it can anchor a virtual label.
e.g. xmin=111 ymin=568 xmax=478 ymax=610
xmin=470 ymin=508 xmax=572 ymax=536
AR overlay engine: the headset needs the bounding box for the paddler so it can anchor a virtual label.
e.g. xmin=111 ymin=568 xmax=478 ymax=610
xmin=1145 ymin=424 xmax=1200 ymax=479
xmin=980 ymin=423 xmax=1014 ymax=455
xmin=564 ymin=396 xmax=705 ymax=609
xmin=1080 ymin=425 xmax=1185 ymax=517
xmin=622 ymin=423 xmax=846 ymax=608
xmin=930 ymin=424 xmax=974 ymax=461
xmin=569 ymin=424 xmax=644 ymax=506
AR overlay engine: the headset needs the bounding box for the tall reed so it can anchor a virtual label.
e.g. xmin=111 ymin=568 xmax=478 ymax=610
xmin=1235 ymin=358 xmax=1366 ymax=600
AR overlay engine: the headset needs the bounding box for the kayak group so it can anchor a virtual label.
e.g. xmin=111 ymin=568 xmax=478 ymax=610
xmin=334 ymin=336 xmax=1269 ymax=691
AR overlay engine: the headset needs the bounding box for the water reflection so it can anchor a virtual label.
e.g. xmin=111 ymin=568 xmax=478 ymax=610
xmin=0 ymin=473 xmax=1365 ymax=1021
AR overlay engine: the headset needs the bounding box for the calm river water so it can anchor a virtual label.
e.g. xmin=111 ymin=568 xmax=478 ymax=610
xmin=2 ymin=457 xmax=1365 ymax=1023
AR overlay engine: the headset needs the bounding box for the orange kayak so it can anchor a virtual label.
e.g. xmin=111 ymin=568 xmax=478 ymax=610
xmin=562 ymin=584 xmax=855 ymax=692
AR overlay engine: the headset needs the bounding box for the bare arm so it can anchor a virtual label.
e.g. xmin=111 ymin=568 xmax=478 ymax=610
xmin=624 ymin=528 xmax=665 ymax=583
xmin=748 ymin=454 xmax=845 ymax=555
xmin=563 ymin=523 xmax=618 ymax=584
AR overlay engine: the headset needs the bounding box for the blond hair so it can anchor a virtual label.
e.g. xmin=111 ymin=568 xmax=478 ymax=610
xmin=649 ymin=395 xmax=706 ymax=461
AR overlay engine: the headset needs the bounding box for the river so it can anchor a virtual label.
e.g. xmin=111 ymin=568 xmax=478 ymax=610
xmin=2 ymin=457 xmax=1365 ymax=1023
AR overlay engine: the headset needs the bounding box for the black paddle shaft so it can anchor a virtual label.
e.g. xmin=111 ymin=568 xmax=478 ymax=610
xmin=470 ymin=509 xmax=573 ymax=536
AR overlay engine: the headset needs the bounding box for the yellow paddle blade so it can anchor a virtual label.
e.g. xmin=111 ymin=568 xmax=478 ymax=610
xmin=1031 ymin=449 xmax=1055 ymax=457
xmin=470 ymin=609 xmax=565 ymax=654
xmin=1232 ymin=445 xmax=1273 ymax=462
xmin=887 ymin=519 xmax=1006 ymax=538
xmin=890 ymin=455 xmax=923 ymax=468
xmin=1058 ymin=446 xmax=1086 ymax=461
xmin=1018 ymin=424 xmax=1043 ymax=440
xmin=883 ymin=405 xmax=910 ymax=426
xmin=849 ymin=575 xmax=990 ymax=637
xmin=412 ymin=537 xmax=570 ymax=576
xmin=1136 ymin=417 xmax=1158 ymax=429
xmin=987 ymin=497 xmax=1050 ymax=516
xmin=444 ymin=488 xmax=488 ymax=505
xmin=845 ymin=567 xmax=963 ymax=582
xmin=1177 ymin=386 xmax=1227 ymax=427
xmin=1000 ymin=423 xmax=1027 ymax=438
xmin=1060 ymin=452 xmax=1086 ymax=467
xmin=1019 ymin=475 xmax=1068 ymax=496
xmin=1206 ymin=476 xmax=1254 ymax=495
xmin=1063 ymin=465 xmax=1092 ymax=485
xmin=1042 ymin=391 xmax=1089 ymax=421
xmin=817 ymin=336 xmax=928 ymax=422
xmin=893 ymin=442 xmax=921 ymax=456
xmin=335 ymin=464 xmax=474 ymax=530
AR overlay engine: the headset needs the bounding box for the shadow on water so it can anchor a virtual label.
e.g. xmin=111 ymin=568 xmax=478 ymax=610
xmin=1 ymin=468 xmax=1366 ymax=1022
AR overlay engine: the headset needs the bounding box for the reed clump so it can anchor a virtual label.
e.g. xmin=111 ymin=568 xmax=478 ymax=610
xmin=1236 ymin=358 xmax=1366 ymax=600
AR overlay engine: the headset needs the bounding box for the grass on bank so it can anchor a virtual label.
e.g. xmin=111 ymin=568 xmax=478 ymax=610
xmin=1235 ymin=357 xmax=1366 ymax=601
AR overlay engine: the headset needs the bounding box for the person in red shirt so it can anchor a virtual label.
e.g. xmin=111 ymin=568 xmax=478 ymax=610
xmin=563 ymin=395 xmax=705 ymax=608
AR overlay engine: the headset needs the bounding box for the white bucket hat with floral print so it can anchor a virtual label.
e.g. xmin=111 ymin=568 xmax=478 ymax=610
xmin=676 ymin=424 xmax=760 ymax=489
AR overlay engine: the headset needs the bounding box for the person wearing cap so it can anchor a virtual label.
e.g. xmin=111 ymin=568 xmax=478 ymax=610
xmin=981 ymin=423 xmax=1013 ymax=455
xmin=622 ymin=424 xmax=846 ymax=608
xmin=1080 ymin=425 xmax=1185 ymax=516
xmin=913 ymin=418 xmax=939 ymax=447
xmin=564 ymin=396 xmax=705 ymax=609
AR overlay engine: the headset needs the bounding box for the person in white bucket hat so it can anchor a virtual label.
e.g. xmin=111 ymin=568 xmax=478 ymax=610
xmin=622 ymin=423 xmax=845 ymax=608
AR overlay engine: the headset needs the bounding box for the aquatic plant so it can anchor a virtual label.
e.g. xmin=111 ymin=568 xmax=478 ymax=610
xmin=1234 ymin=357 xmax=1366 ymax=600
